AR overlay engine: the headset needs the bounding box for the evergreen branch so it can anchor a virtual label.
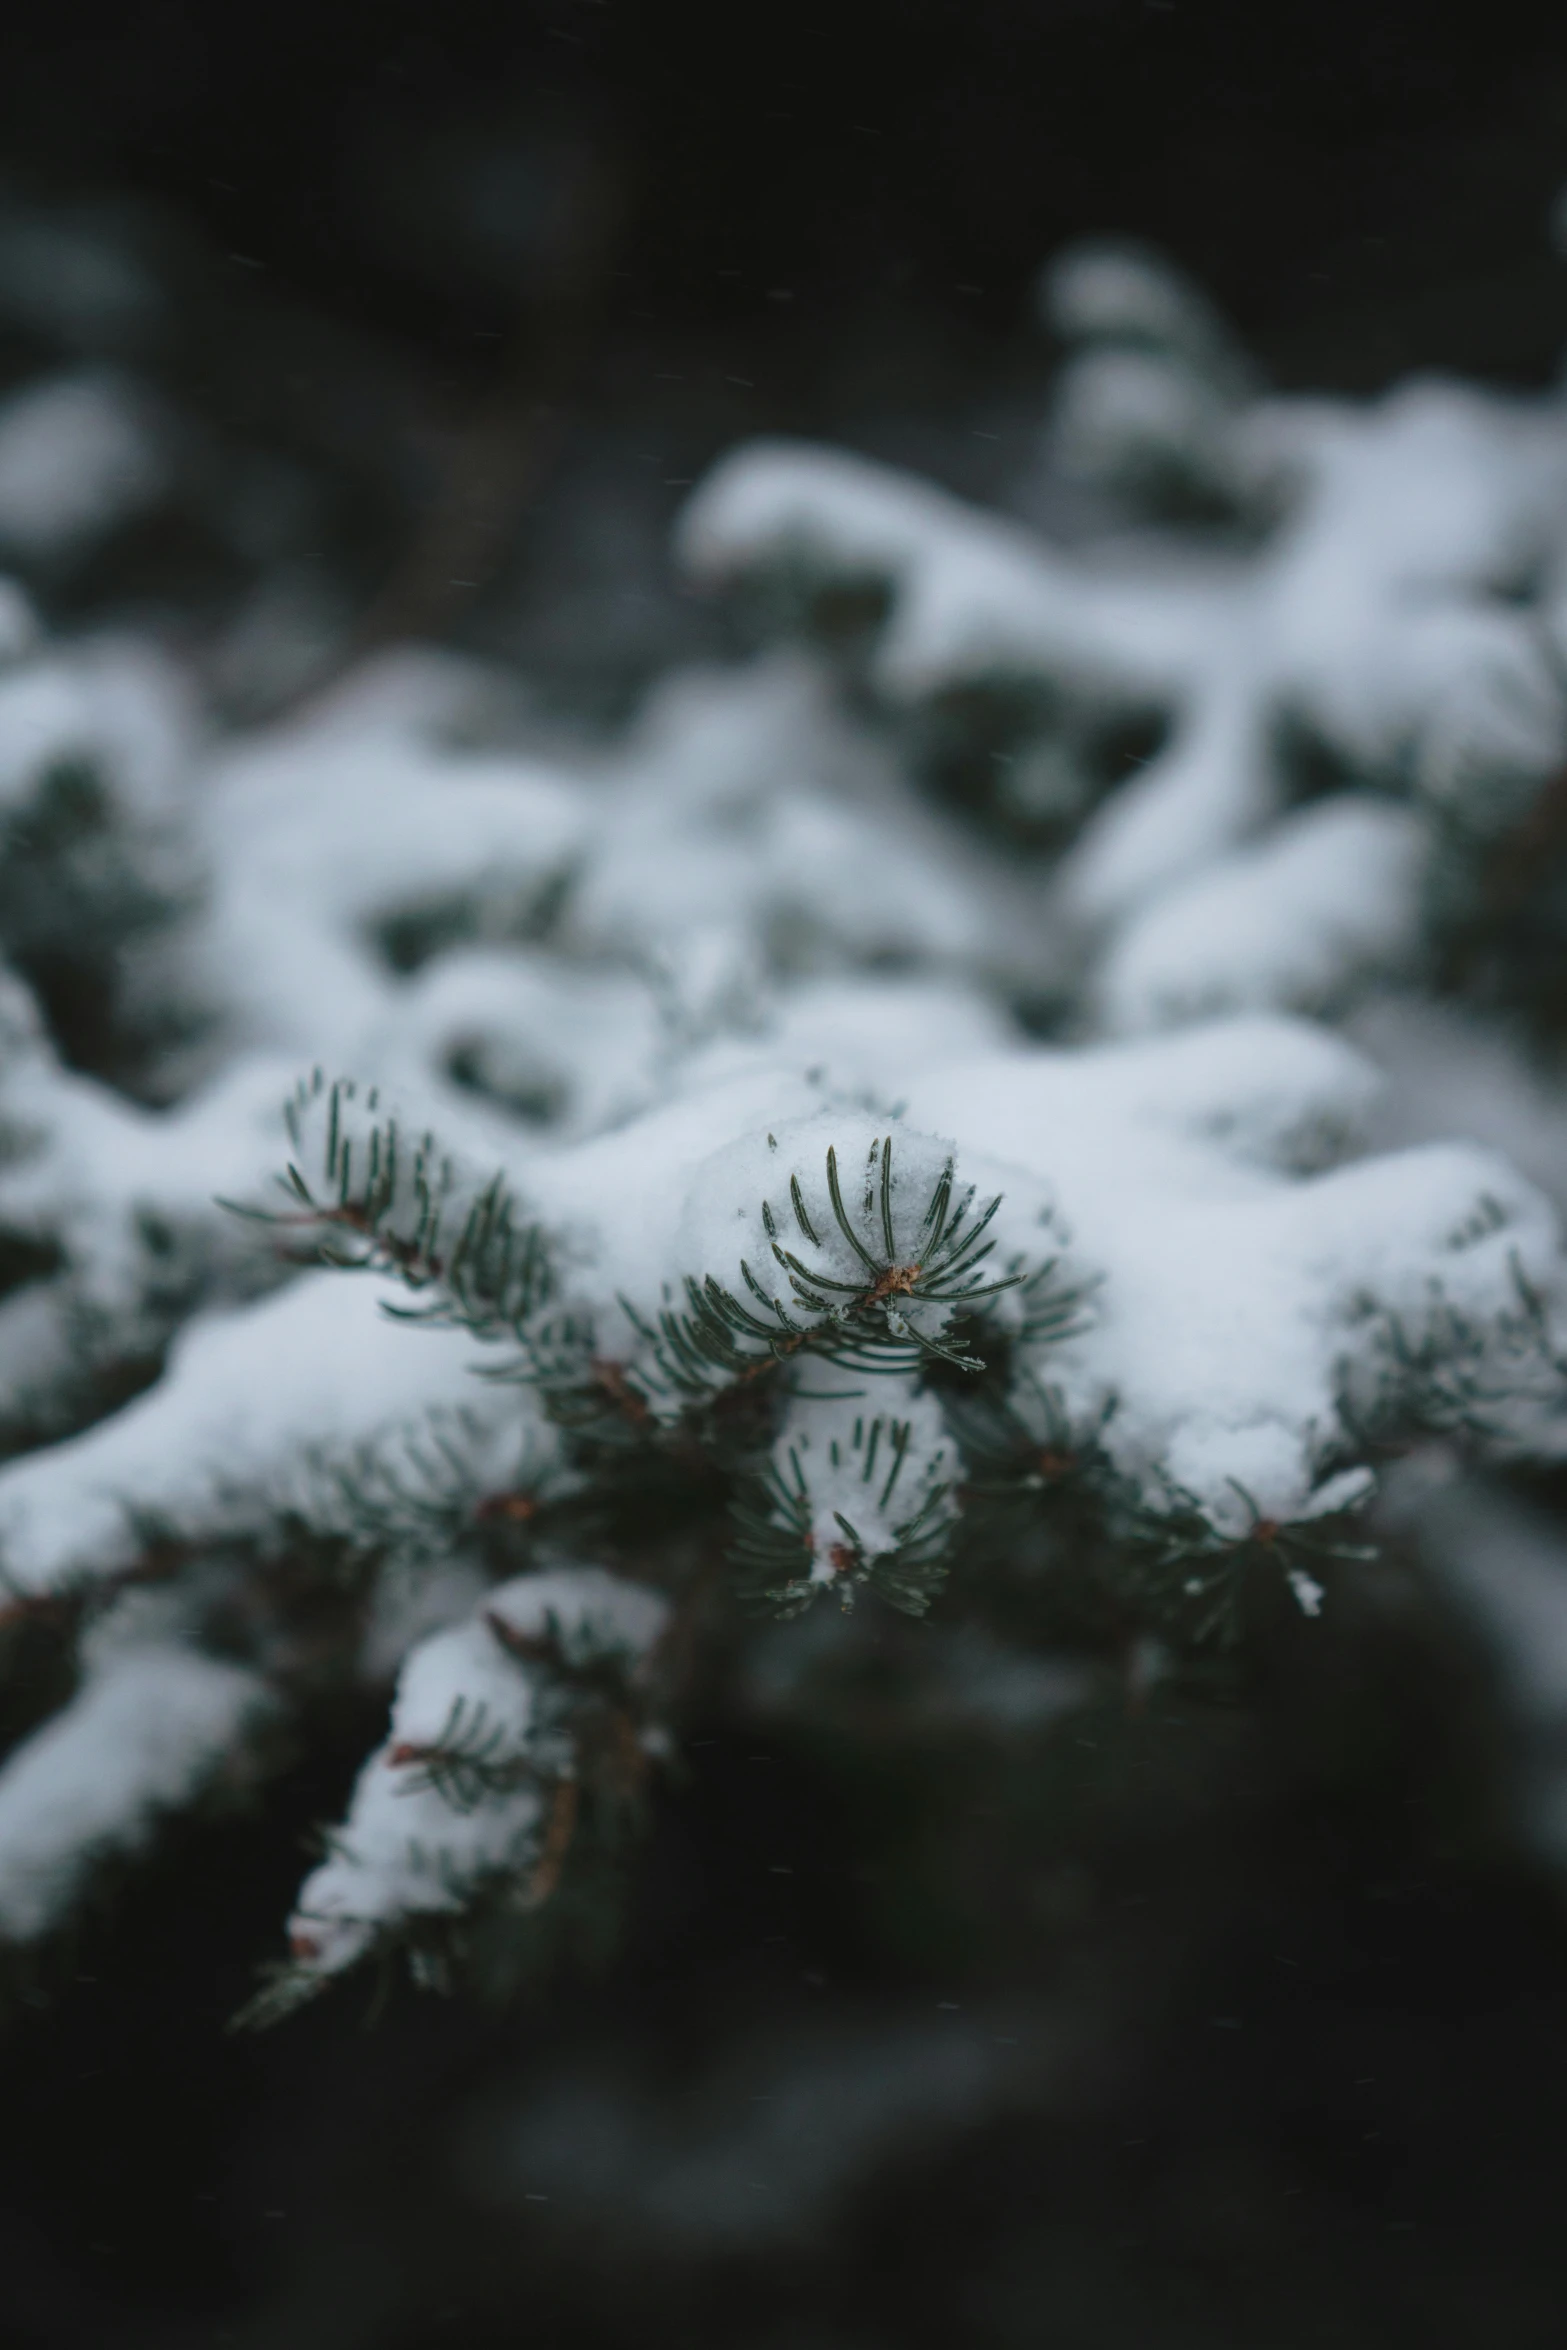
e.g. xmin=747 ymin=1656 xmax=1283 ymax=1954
xmin=1112 ymin=1475 xmax=1375 ymax=1648
xmin=229 ymin=1956 xmax=334 ymax=2033
xmin=636 ymin=1135 xmax=1053 ymax=1408
xmin=292 ymin=1407 xmax=541 ymax=1565
xmin=389 ymin=1695 xmax=541 ymax=1813
xmin=1351 ymin=1251 xmax=1567 ymax=1451
xmin=825 ymin=1143 xmax=883 ymax=1276
xmin=730 ymin=1404 xmax=958 ymax=1617
xmin=237 ymin=1074 xmax=553 ymax=1338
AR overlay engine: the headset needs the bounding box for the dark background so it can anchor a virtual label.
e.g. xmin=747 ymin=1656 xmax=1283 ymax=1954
xmin=12 ymin=0 xmax=1567 ymax=380
xmin=7 ymin=0 xmax=1567 ymax=699
xmin=5 ymin=4 xmax=1567 ymax=2345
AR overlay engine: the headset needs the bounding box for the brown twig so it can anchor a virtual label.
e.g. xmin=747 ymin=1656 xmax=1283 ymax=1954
xmin=523 ymin=1776 xmax=581 ymax=1908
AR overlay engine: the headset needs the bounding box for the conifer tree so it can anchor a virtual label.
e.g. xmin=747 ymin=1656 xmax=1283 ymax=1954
xmin=0 ymin=215 xmax=1565 ymax=2056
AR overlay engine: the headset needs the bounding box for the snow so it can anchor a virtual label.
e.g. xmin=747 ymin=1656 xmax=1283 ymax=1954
xmin=285 ymin=1737 xmax=544 ymax=1977
xmin=484 ymin=1566 xmax=669 ymax=1667
xmin=673 ymin=1110 xmax=967 ymax=1334
xmin=189 ymin=716 xmax=590 ymax=1064
xmin=287 ymin=1566 xmax=665 ymax=1977
xmin=2 ymin=215 xmax=1567 ymax=1976
xmin=1095 ymin=797 xmax=1430 ymax=1033
xmin=569 ymin=655 xmax=1044 ymax=1002
xmin=287 ymin=1004 xmax=1563 ymax=1549
xmin=508 ymin=1082 xmax=1057 ymax=1400
xmin=0 ymin=632 xmax=195 ymax=824
xmin=1040 ymin=240 xmax=1248 ymax=382
xmin=0 ymin=1272 xmax=519 ymax=1598
xmin=679 ymin=439 xmax=1200 ymax=709
xmin=1049 ymin=346 xmax=1242 ymax=501
xmin=769 ymin=1385 xmax=956 ymax=1577
xmin=1039 ymin=242 xmax=1254 ymax=511
xmin=901 ymin=1018 xmax=1567 ymax=1530
xmin=1347 ymin=995 xmax=1567 ymax=1222
xmin=0 ymin=373 xmax=167 ymax=558
xmin=0 ymin=1593 xmax=269 ymax=1938
xmin=14 ymin=1000 xmax=1551 ymax=1594
xmin=678 ymin=365 xmax=1567 ymax=990
xmin=390 ymin=1613 xmax=541 ymax=1758
xmin=380 ymin=950 xmax=665 ymax=1140
xmin=709 ymin=971 xmax=1018 ymax=1095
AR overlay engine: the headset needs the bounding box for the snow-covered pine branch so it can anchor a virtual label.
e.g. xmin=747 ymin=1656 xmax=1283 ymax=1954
xmin=1 ymin=1000 xmax=1564 ymax=1992
xmin=681 ymin=247 xmax=1567 ymax=1028
xmin=0 ymin=221 xmax=1566 ymax=2013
